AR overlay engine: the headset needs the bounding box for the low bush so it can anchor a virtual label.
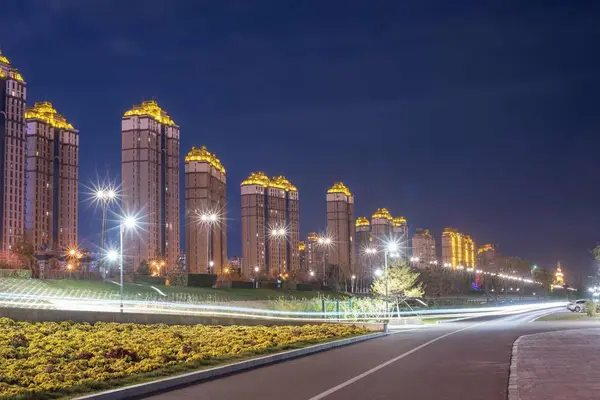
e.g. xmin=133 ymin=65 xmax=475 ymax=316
xmin=585 ymin=300 xmax=597 ymax=317
xmin=187 ymin=273 xmax=217 ymax=288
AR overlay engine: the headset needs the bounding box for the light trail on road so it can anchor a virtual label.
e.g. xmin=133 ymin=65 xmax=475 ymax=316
xmin=0 ymin=291 xmax=567 ymax=322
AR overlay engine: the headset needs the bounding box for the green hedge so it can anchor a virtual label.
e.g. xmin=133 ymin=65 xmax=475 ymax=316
xmin=187 ymin=274 xmax=217 ymax=288
xmin=0 ymin=269 xmax=31 ymax=279
xmin=296 ymin=283 xmax=314 ymax=291
xmin=135 ymin=276 xmax=166 ymax=286
xmin=231 ymin=281 xmax=254 ymax=289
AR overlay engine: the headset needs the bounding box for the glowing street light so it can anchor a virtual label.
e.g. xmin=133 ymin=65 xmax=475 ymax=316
xmin=197 ymin=211 xmax=219 ymax=273
xmin=316 ymin=235 xmax=333 ymax=286
xmin=94 ymin=185 xmax=118 ymax=252
xmin=118 ymin=214 xmax=138 ymax=313
xmin=270 ymin=227 xmax=287 ymax=287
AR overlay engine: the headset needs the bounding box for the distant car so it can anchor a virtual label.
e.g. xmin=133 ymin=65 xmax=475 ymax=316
xmin=567 ymin=299 xmax=587 ymax=313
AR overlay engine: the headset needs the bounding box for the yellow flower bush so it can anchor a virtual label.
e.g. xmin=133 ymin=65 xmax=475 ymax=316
xmin=0 ymin=318 xmax=367 ymax=398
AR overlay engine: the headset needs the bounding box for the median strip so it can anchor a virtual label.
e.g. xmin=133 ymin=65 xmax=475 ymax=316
xmin=74 ymin=332 xmax=386 ymax=400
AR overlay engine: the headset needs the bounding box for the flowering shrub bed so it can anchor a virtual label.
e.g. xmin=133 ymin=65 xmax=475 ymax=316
xmin=0 ymin=318 xmax=367 ymax=399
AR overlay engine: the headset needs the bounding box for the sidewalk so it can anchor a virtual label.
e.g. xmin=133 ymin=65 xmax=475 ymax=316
xmin=509 ymin=328 xmax=600 ymax=400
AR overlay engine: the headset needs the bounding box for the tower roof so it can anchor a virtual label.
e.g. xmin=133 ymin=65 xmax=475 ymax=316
xmin=372 ymin=208 xmax=393 ymax=221
xmin=392 ymin=216 xmax=406 ymax=227
xmin=184 ymin=146 xmax=225 ymax=173
xmin=25 ymin=102 xmax=75 ymax=130
xmin=241 ymin=172 xmax=270 ymax=187
xmin=327 ymin=182 xmax=351 ymax=197
xmin=0 ymin=50 xmax=9 ymax=65
xmin=355 ymin=217 xmax=370 ymax=227
xmin=477 ymin=244 xmax=495 ymax=254
xmin=123 ymin=100 xmax=175 ymax=126
xmin=269 ymin=175 xmax=298 ymax=192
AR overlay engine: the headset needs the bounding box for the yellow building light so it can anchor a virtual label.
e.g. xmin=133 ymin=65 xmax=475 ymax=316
xmin=355 ymin=217 xmax=370 ymax=227
xmin=269 ymin=175 xmax=297 ymax=192
xmin=0 ymin=53 xmax=10 ymax=64
xmin=327 ymin=182 xmax=352 ymax=197
xmin=392 ymin=216 xmax=407 ymax=227
xmin=241 ymin=171 xmax=271 ymax=187
xmin=372 ymin=208 xmax=393 ymax=221
xmin=184 ymin=146 xmax=226 ymax=174
xmin=298 ymin=241 xmax=306 ymax=251
xmin=25 ymin=102 xmax=75 ymax=130
xmin=124 ymin=100 xmax=175 ymax=126
xmin=477 ymin=243 xmax=495 ymax=254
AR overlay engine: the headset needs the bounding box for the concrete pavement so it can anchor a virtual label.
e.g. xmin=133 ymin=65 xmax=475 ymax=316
xmin=510 ymin=328 xmax=600 ymax=400
xmin=143 ymin=307 xmax=599 ymax=400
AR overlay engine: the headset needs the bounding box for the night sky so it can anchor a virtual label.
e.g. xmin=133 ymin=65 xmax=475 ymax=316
xmin=2 ymin=1 xmax=599 ymax=278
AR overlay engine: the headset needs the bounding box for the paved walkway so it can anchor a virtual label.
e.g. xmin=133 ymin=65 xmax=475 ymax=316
xmin=509 ymin=328 xmax=600 ymax=400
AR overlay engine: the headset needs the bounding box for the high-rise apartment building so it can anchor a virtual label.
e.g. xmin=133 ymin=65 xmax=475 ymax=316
xmin=411 ymin=228 xmax=436 ymax=266
xmin=25 ymin=102 xmax=78 ymax=251
xmin=477 ymin=244 xmax=496 ymax=270
xmin=355 ymin=217 xmax=372 ymax=253
xmin=306 ymin=232 xmax=323 ymax=274
xmin=326 ymin=182 xmax=355 ymax=274
xmin=371 ymin=208 xmax=393 ymax=245
xmin=240 ymin=172 xmax=299 ymax=278
xmin=441 ymin=228 xmax=476 ymax=268
xmin=392 ymin=216 xmax=408 ymax=260
xmin=184 ymin=146 xmax=226 ymax=274
xmin=121 ymin=100 xmax=180 ymax=272
xmin=0 ymin=51 xmax=27 ymax=257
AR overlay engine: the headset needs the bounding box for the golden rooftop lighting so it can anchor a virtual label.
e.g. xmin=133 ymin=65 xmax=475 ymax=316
xmin=392 ymin=216 xmax=407 ymax=227
xmin=307 ymin=232 xmax=319 ymax=241
xmin=241 ymin=171 xmax=271 ymax=187
xmin=0 ymin=52 xmax=10 ymax=64
xmin=269 ymin=175 xmax=298 ymax=192
xmin=25 ymin=102 xmax=75 ymax=130
xmin=477 ymin=243 xmax=495 ymax=254
xmin=298 ymin=241 xmax=306 ymax=251
xmin=355 ymin=217 xmax=370 ymax=227
xmin=327 ymin=182 xmax=351 ymax=197
xmin=124 ymin=100 xmax=175 ymax=126
xmin=10 ymin=71 xmax=24 ymax=82
xmin=184 ymin=146 xmax=226 ymax=173
xmin=372 ymin=208 xmax=393 ymax=221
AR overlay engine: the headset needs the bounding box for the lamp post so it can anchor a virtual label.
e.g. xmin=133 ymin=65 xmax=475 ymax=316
xmin=351 ymin=274 xmax=356 ymax=293
xmin=95 ymin=187 xmax=117 ymax=250
xmin=199 ymin=212 xmax=218 ymax=274
xmin=253 ymin=266 xmax=260 ymax=288
xmin=271 ymin=228 xmax=286 ymax=288
xmin=364 ymin=247 xmax=377 ymax=291
xmin=116 ymin=215 xmax=138 ymax=313
xmin=317 ymin=236 xmax=332 ymax=286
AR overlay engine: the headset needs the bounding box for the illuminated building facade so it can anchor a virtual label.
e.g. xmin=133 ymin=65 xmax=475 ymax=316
xmin=298 ymin=241 xmax=306 ymax=273
xmin=184 ymin=146 xmax=226 ymax=274
xmin=554 ymin=262 xmax=565 ymax=286
xmin=0 ymin=51 xmax=27 ymax=257
xmin=411 ymin=228 xmax=436 ymax=266
xmin=25 ymin=102 xmax=78 ymax=251
xmin=441 ymin=228 xmax=476 ymax=268
xmin=306 ymin=232 xmax=323 ymax=274
xmin=326 ymin=182 xmax=355 ymax=274
xmin=371 ymin=208 xmax=393 ymax=245
xmin=121 ymin=101 xmax=180 ymax=272
xmin=240 ymin=172 xmax=299 ymax=278
xmin=477 ymin=244 xmax=496 ymax=270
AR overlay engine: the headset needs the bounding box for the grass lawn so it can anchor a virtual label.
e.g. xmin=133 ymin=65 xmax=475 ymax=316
xmin=0 ymin=278 xmax=347 ymax=304
xmin=536 ymin=312 xmax=600 ymax=322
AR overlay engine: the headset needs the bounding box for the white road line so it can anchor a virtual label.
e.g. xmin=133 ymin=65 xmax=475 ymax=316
xmin=528 ymin=308 xmax=562 ymax=323
xmin=307 ymin=320 xmax=491 ymax=400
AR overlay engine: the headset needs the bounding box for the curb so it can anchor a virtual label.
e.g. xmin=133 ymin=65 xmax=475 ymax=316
xmin=74 ymin=332 xmax=386 ymax=400
xmin=507 ymin=335 xmax=524 ymax=400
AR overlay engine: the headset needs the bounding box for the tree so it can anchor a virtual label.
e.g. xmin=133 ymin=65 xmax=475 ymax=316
xmin=12 ymin=236 xmax=36 ymax=274
xmin=371 ymin=266 xmax=424 ymax=299
xmin=137 ymin=260 xmax=150 ymax=276
xmin=592 ymin=243 xmax=600 ymax=285
xmin=419 ymin=266 xmax=453 ymax=297
xmin=534 ymin=268 xmax=554 ymax=296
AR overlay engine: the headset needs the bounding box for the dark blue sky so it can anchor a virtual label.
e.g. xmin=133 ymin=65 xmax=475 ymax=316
xmin=2 ymin=0 xmax=599 ymax=277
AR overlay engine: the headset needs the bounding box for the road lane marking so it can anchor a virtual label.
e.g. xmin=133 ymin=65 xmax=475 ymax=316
xmin=307 ymin=321 xmax=491 ymax=400
xmin=528 ymin=308 xmax=562 ymax=323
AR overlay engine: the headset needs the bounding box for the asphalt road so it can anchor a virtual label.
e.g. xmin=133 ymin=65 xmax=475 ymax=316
xmin=145 ymin=308 xmax=598 ymax=400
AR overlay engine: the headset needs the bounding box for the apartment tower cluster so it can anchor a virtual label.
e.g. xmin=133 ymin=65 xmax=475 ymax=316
xmin=0 ymin=51 xmax=80 ymax=259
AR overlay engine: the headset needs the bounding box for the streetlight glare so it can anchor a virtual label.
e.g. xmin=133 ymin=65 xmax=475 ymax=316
xmin=106 ymin=250 xmax=119 ymax=262
xmin=271 ymin=229 xmax=278 ymax=236
xmin=107 ymin=189 xmax=116 ymax=199
xmin=123 ymin=216 xmax=137 ymax=229
xmin=254 ymin=266 xmax=259 ymax=272
xmin=209 ymin=214 xmax=217 ymax=222
xmin=96 ymin=190 xmax=105 ymax=199
xmin=375 ymin=268 xmax=383 ymax=277
xmin=387 ymin=242 xmax=399 ymax=252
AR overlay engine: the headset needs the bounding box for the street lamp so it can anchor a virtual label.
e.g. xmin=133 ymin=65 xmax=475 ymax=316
xmin=95 ymin=186 xmax=118 ymax=250
xmin=381 ymin=241 xmax=399 ymax=333
xmin=271 ymin=228 xmax=286 ymax=287
xmin=118 ymin=215 xmax=138 ymax=313
xmin=317 ymin=236 xmax=332 ymax=286
xmin=351 ymin=274 xmax=356 ymax=293
xmin=364 ymin=247 xmax=377 ymax=289
xmin=253 ymin=266 xmax=260 ymax=288
xmin=198 ymin=212 xmax=219 ymax=273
